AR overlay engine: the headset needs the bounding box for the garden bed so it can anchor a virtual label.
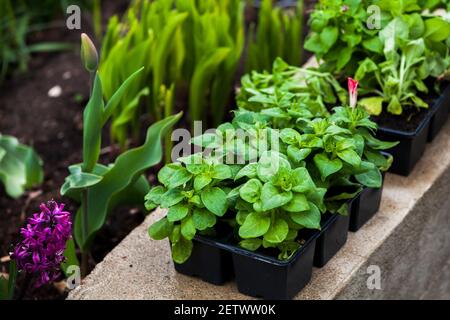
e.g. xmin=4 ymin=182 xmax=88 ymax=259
xmin=0 ymin=1 xmax=135 ymax=300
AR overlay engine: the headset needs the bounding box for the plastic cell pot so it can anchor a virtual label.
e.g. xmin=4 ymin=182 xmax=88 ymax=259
xmin=349 ymin=172 xmax=386 ymax=232
xmin=173 ymin=235 xmax=234 ymax=285
xmin=375 ymin=115 xmax=430 ymax=176
xmin=312 ymin=212 xmax=350 ymax=268
xmin=428 ymin=83 xmax=450 ymax=142
xmin=230 ymin=230 xmax=319 ymax=300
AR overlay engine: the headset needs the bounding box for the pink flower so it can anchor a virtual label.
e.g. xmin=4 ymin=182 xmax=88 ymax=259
xmin=348 ymin=77 xmax=358 ymax=109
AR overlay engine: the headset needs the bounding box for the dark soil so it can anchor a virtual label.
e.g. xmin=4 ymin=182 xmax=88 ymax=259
xmin=0 ymin=1 xmax=138 ymax=300
xmin=372 ymin=107 xmax=431 ymax=133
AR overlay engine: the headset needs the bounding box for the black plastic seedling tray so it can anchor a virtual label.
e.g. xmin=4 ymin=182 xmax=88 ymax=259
xmin=349 ymin=172 xmax=386 ymax=232
xmin=375 ymin=83 xmax=450 ymax=176
xmin=230 ymin=230 xmax=318 ymax=299
xmin=376 ymin=117 xmax=430 ymax=176
xmin=174 ymin=235 xmax=234 ymax=285
xmin=428 ymin=84 xmax=450 ymax=142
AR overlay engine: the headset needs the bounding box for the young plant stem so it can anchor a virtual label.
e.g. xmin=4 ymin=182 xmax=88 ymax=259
xmin=80 ymin=70 xmax=96 ymax=277
xmin=17 ymin=273 xmax=32 ymax=300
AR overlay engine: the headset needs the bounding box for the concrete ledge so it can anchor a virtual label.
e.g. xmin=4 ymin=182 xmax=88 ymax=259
xmin=68 ymin=117 xmax=450 ymax=300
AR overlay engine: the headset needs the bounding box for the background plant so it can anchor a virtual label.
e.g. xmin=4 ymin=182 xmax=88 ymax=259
xmin=0 ymin=134 xmax=43 ymax=198
xmin=0 ymin=0 xmax=98 ymax=84
xmin=100 ymin=0 xmax=244 ymax=149
xmin=245 ymin=0 xmax=304 ymax=72
xmin=305 ymin=0 xmax=450 ymax=116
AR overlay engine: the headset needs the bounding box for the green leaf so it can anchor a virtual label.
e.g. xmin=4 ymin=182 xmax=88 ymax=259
xmin=239 ymin=212 xmax=271 ymax=239
xmin=211 ymin=164 xmax=232 ymax=180
xmin=261 ymin=183 xmax=292 ymax=211
xmin=424 ymin=17 xmax=450 ymax=42
xmin=167 ymin=204 xmax=189 ymax=222
xmin=287 ymin=146 xmax=311 ymax=163
xmin=239 ymin=179 xmax=262 ymax=203
xmin=201 ymin=187 xmax=227 ymax=217
xmin=314 ymin=153 xmax=343 ymax=181
xmin=148 ymin=217 xmax=173 ymax=240
xmin=337 ymin=149 xmax=361 ymax=167
xmin=61 ymin=238 xmax=80 ymax=277
xmin=290 ymin=203 xmax=321 ymax=229
xmin=172 ymin=236 xmax=193 ymax=264
xmin=283 ymin=193 xmax=310 ymax=212
xmin=73 ymin=113 xmax=182 ymax=251
xmin=160 ymin=188 xmax=185 ymax=208
xmin=192 ymin=208 xmax=216 ymax=231
xmin=387 ymin=96 xmax=402 ymax=115
xmin=103 ymin=67 xmax=145 ymax=123
xmin=181 ymin=215 xmax=196 ymax=240
xmin=82 ymin=73 xmax=104 ymax=173
xmin=0 ymin=260 xmax=16 ymax=300
xmin=0 ymin=135 xmax=43 ymax=198
xmin=239 ymin=239 xmax=262 ymax=251
xmin=235 ymin=163 xmax=258 ymax=180
xmin=61 ymin=166 xmax=103 ymax=195
xmin=359 ymin=97 xmax=384 ymax=116
xmin=144 ymin=186 xmax=166 ymax=210
xmin=291 ymin=167 xmax=316 ymax=193
xmin=319 ymin=26 xmax=338 ymax=51
xmin=264 ymin=218 xmax=289 ymax=244
xmin=158 ymin=164 xmax=192 ymax=189
xmin=355 ymin=167 xmax=382 ymax=188
xmin=194 ymin=174 xmax=212 ymax=191
xmin=362 ymin=37 xmax=383 ymax=54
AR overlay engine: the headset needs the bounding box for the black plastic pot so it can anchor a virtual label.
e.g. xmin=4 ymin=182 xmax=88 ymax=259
xmin=375 ymin=115 xmax=430 ymax=176
xmin=428 ymin=84 xmax=450 ymax=141
xmin=230 ymin=231 xmax=318 ymax=299
xmin=313 ymin=212 xmax=350 ymax=268
xmin=173 ymin=235 xmax=234 ymax=285
xmin=349 ymin=172 xmax=386 ymax=232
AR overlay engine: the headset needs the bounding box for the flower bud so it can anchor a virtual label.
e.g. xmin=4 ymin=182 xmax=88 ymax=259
xmin=348 ymin=77 xmax=358 ymax=109
xmin=80 ymin=33 xmax=98 ymax=72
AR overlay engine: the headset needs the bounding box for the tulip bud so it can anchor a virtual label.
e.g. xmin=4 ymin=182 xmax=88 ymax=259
xmin=348 ymin=77 xmax=358 ymax=109
xmin=80 ymin=33 xmax=98 ymax=72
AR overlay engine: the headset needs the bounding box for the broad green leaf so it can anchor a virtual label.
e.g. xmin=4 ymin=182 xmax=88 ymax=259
xmin=287 ymin=146 xmax=311 ymax=163
xmin=239 ymin=212 xmax=271 ymax=238
xmin=171 ymin=236 xmax=193 ymax=264
xmin=355 ymin=167 xmax=382 ymax=188
xmin=144 ymin=186 xmax=166 ymax=210
xmin=160 ymin=188 xmax=185 ymax=208
xmin=290 ymin=202 xmax=321 ymax=229
xmin=192 ymin=208 xmax=216 ymax=231
xmin=211 ymin=164 xmax=232 ymax=180
xmin=283 ymin=193 xmax=310 ymax=212
xmin=314 ymin=153 xmax=343 ymax=181
xmin=359 ymin=97 xmax=384 ymax=116
xmin=239 ymin=239 xmax=262 ymax=251
xmin=235 ymin=163 xmax=257 ymax=180
xmin=424 ymin=17 xmax=450 ymax=42
xmin=0 ymin=135 xmax=43 ymax=198
xmin=167 ymin=204 xmax=189 ymax=222
xmin=201 ymin=187 xmax=227 ymax=217
xmin=158 ymin=164 xmax=192 ymax=189
xmin=181 ymin=215 xmax=196 ymax=240
xmin=337 ymin=149 xmax=361 ymax=167
xmin=148 ymin=217 xmax=173 ymax=240
xmin=291 ymin=167 xmax=316 ymax=193
xmin=239 ymin=179 xmax=262 ymax=203
xmin=194 ymin=174 xmax=212 ymax=191
xmin=264 ymin=218 xmax=289 ymax=244
xmin=261 ymin=183 xmax=292 ymax=211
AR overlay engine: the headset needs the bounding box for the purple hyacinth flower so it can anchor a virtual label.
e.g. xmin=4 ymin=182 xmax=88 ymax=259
xmin=11 ymin=200 xmax=72 ymax=287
